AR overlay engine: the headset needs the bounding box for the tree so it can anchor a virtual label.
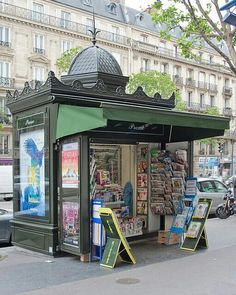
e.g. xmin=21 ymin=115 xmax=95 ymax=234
xmin=56 ymin=47 xmax=81 ymax=74
xmin=152 ymin=1 xmax=236 ymax=76
xmin=127 ymin=70 xmax=185 ymax=110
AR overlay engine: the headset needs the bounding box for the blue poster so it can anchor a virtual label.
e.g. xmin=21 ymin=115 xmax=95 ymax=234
xmin=19 ymin=129 xmax=45 ymax=216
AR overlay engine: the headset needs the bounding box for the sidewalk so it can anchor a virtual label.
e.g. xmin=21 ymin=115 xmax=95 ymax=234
xmin=1 ymin=217 xmax=236 ymax=295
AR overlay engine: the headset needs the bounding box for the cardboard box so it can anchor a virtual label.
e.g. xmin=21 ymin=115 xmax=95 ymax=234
xmin=157 ymin=230 xmax=180 ymax=245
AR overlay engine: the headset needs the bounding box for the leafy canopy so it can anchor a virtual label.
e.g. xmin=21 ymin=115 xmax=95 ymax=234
xmin=127 ymin=70 xmax=184 ymax=110
xmin=152 ymin=1 xmax=236 ymax=76
xmin=56 ymin=47 xmax=81 ymax=74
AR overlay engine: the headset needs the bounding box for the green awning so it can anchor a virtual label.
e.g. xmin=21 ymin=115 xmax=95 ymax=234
xmin=56 ymin=104 xmax=229 ymax=139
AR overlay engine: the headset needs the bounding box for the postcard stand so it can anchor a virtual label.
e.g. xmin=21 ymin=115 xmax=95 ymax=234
xmin=168 ymin=178 xmax=197 ymax=244
xmin=181 ymin=198 xmax=212 ymax=252
xmin=98 ymin=207 xmax=136 ymax=268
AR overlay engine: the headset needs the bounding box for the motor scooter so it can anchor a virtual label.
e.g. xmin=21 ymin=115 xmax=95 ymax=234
xmin=215 ymin=189 xmax=236 ymax=219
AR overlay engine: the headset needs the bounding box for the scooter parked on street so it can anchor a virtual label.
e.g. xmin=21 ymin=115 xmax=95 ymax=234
xmin=215 ymin=189 xmax=236 ymax=219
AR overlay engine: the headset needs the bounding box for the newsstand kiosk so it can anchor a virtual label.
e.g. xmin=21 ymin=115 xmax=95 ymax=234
xmin=6 ymin=38 xmax=229 ymax=260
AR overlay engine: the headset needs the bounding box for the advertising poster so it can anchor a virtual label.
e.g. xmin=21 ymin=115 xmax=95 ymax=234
xmin=20 ymin=129 xmax=45 ymax=216
xmin=62 ymin=142 xmax=79 ymax=188
xmin=62 ymin=202 xmax=80 ymax=246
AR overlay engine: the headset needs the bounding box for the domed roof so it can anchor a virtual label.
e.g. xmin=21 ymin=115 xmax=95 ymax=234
xmin=68 ymin=45 xmax=123 ymax=76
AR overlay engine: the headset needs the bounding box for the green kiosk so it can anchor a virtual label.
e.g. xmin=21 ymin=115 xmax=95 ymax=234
xmin=6 ymin=33 xmax=229 ymax=260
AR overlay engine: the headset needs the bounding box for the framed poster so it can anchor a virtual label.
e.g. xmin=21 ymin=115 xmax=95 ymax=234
xmin=62 ymin=142 xmax=79 ymax=188
xmin=20 ymin=128 xmax=45 ymax=216
xmin=62 ymin=201 xmax=80 ymax=246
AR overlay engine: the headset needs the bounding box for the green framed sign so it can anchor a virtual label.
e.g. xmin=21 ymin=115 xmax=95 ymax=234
xmin=181 ymin=198 xmax=212 ymax=251
xmin=98 ymin=208 xmax=136 ymax=268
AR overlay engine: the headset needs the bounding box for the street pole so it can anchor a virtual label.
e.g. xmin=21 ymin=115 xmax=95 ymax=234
xmin=231 ymin=138 xmax=234 ymax=176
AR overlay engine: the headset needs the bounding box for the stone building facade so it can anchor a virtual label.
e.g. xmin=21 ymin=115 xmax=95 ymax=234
xmin=0 ymin=0 xmax=235 ymax=176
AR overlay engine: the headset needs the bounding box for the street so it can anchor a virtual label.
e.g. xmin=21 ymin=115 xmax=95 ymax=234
xmin=0 ymin=216 xmax=236 ymax=295
xmin=0 ymin=201 xmax=13 ymax=211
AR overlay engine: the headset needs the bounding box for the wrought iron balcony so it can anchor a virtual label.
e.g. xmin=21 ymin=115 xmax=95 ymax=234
xmin=185 ymin=78 xmax=196 ymax=88
xmin=198 ymin=81 xmax=208 ymax=90
xmin=173 ymin=75 xmax=183 ymax=86
xmin=0 ymin=77 xmax=14 ymax=88
xmin=140 ymin=67 xmax=151 ymax=72
xmin=0 ymin=2 xmax=129 ymax=46
xmin=0 ymin=149 xmax=12 ymax=156
xmin=185 ymin=102 xmax=211 ymax=112
xmin=223 ymin=107 xmax=233 ymax=117
xmin=33 ymin=47 xmax=45 ymax=54
xmin=0 ymin=40 xmax=11 ymax=48
xmin=136 ymin=41 xmax=158 ymax=53
xmin=208 ymin=83 xmax=218 ymax=92
xmin=223 ymin=86 xmax=232 ymax=96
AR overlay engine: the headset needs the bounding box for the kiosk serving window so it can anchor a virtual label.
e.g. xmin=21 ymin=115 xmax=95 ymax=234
xmin=14 ymin=111 xmax=49 ymax=218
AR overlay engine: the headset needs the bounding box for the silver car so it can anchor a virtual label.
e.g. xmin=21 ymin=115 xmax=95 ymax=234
xmin=196 ymin=178 xmax=228 ymax=214
xmin=0 ymin=209 xmax=12 ymax=244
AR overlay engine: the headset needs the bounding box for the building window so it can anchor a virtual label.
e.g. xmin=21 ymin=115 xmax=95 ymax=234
xmin=187 ymin=91 xmax=192 ymax=107
xmin=173 ymin=65 xmax=181 ymax=77
xmin=161 ymin=63 xmax=168 ymax=74
xmin=141 ymin=34 xmax=148 ymax=43
xmin=112 ymin=52 xmax=121 ymax=65
xmin=61 ymin=11 xmax=71 ymax=29
xmin=142 ymin=59 xmax=150 ymax=72
xmin=209 ymin=55 xmax=213 ymax=64
xmin=33 ymin=66 xmax=45 ymax=83
xmin=136 ymin=12 xmax=144 ymax=22
xmin=111 ymin=26 xmax=120 ymax=42
xmin=0 ymin=61 xmax=10 ymax=78
xmin=61 ymin=40 xmax=71 ymax=54
xmin=154 ymin=60 xmax=158 ymax=70
xmin=210 ymin=95 xmax=215 ymax=107
xmin=107 ymin=2 xmax=117 ymax=14
xmin=200 ymin=93 xmax=204 ymax=108
xmin=83 ymin=0 xmax=92 ymax=6
xmin=199 ymin=142 xmax=205 ymax=155
xmin=32 ymin=3 xmax=44 ymax=22
xmin=173 ymin=45 xmax=178 ymax=57
xmin=86 ymin=18 xmax=93 ymax=33
xmin=199 ymin=51 xmax=203 ymax=61
xmin=209 ymin=144 xmax=215 ymax=155
xmin=0 ymin=134 xmax=9 ymax=154
xmin=0 ymin=26 xmax=10 ymax=47
xmin=34 ymin=34 xmax=45 ymax=54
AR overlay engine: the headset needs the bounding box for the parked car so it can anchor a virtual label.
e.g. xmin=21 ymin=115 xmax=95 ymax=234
xmin=0 ymin=209 xmax=12 ymax=244
xmin=196 ymin=178 xmax=228 ymax=214
xmin=0 ymin=166 xmax=13 ymax=201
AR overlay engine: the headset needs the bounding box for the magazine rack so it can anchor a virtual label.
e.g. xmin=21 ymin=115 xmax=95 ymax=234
xmin=168 ymin=178 xmax=197 ymax=244
xmin=181 ymin=198 xmax=212 ymax=251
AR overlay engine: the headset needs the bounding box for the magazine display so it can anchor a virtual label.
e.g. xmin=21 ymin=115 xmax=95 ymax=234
xmin=173 ymin=214 xmax=186 ymax=228
xmin=186 ymin=221 xmax=202 ymax=238
xmin=193 ymin=203 xmax=208 ymax=218
xmin=149 ymin=148 xmax=187 ymax=215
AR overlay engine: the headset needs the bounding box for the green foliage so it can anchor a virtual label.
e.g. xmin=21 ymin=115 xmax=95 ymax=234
xmin=204 ymin=106 xmax=220 ymax=116
xmin=56 ymin=47 xmax=81 ymax=74
xmin=127 ymin=71 xmax=185 ymax=111
xmin=151 ymin=1 xmax=235 ymax=72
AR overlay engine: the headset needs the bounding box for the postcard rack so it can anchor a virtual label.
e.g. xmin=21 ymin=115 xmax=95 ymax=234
xmin=168 ymin=178 xmax=197 ymax=244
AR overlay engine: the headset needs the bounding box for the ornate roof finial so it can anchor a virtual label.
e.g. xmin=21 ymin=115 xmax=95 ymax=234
xmin=88 ymin=9 xmax=101 ymax=46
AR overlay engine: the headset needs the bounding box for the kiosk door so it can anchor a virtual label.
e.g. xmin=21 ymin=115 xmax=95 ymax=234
xmin=58 ymin=137 xmax=81 ymax=255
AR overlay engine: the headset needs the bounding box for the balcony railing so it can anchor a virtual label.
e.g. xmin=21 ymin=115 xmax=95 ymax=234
xmin=173 ymin=75 xmax=183 ymax=85
xmin=185 ymin=78 xmax=196 ymax=88
xmin=223 ymin=86 xmax=232 ymax=96
xmin=33 ymin=47 xmax=45 ymax=54
xmin=208 ymin=83 xmax=218 ymax=92
xmin=140 ymin=67 xmax=152 ymax=72
xmin=0 ymin=77 xmax=14 ymax=88
xmin=185 ymin=102 xmax=211 ymax=112
xmin=223 ymin=107 xmax=233 ymax=117
xmin=0 ymin=149 xmax=12 ymax=156
xmin=0 ymin=40 xmax=11 ymax=48
xmin=30 ymin=80 xmax=44 ymax=89
xmin=0 ymin=1 xmax=129 ymax=46
xmin=198 ymin=81 xmax=208 ymax=90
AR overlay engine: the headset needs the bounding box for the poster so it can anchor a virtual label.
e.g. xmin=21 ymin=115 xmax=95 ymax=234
xmin=62 ymin=202 xmax=80 ymax=246
xmin=62 ymin=142 xmax=79 ymax=188
xmin=20 ymin=129 xmax=45 ymax=216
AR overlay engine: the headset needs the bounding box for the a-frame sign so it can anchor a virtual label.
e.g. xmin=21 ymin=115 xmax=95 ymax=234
xmin=98 ymin=207 xmax=136 ymax=268
xmin=181 ymin=198 xmax=212 ymax=251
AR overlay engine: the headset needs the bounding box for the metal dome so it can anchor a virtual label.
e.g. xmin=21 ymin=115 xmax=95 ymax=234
xmin=68 ymin=45 xmax=123 ymax=76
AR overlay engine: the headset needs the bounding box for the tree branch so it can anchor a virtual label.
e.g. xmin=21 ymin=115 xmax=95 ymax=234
xmin=195 ymin=0 xmax=223 ymax=37
xmin=211 ymin=0 xmax=227 ymax=33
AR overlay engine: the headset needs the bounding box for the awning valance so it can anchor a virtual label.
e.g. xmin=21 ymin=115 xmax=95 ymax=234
xmin=56 ymin=104 xmax=230 ymax=141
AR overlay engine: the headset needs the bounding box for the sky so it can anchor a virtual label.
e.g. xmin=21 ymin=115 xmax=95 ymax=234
xmin=125 ymin=0 xmax=155 ymax=11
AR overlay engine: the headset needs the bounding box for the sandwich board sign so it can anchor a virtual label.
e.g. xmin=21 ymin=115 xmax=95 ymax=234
xmin=181 ymin=198 xmax=212 ymax=251
xmin=98 ymin=207 xmax=136 ymax=268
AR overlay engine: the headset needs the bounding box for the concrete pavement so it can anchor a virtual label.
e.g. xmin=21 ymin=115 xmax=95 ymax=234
xmin=1 ymin=217 xmax=236 ymax=295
